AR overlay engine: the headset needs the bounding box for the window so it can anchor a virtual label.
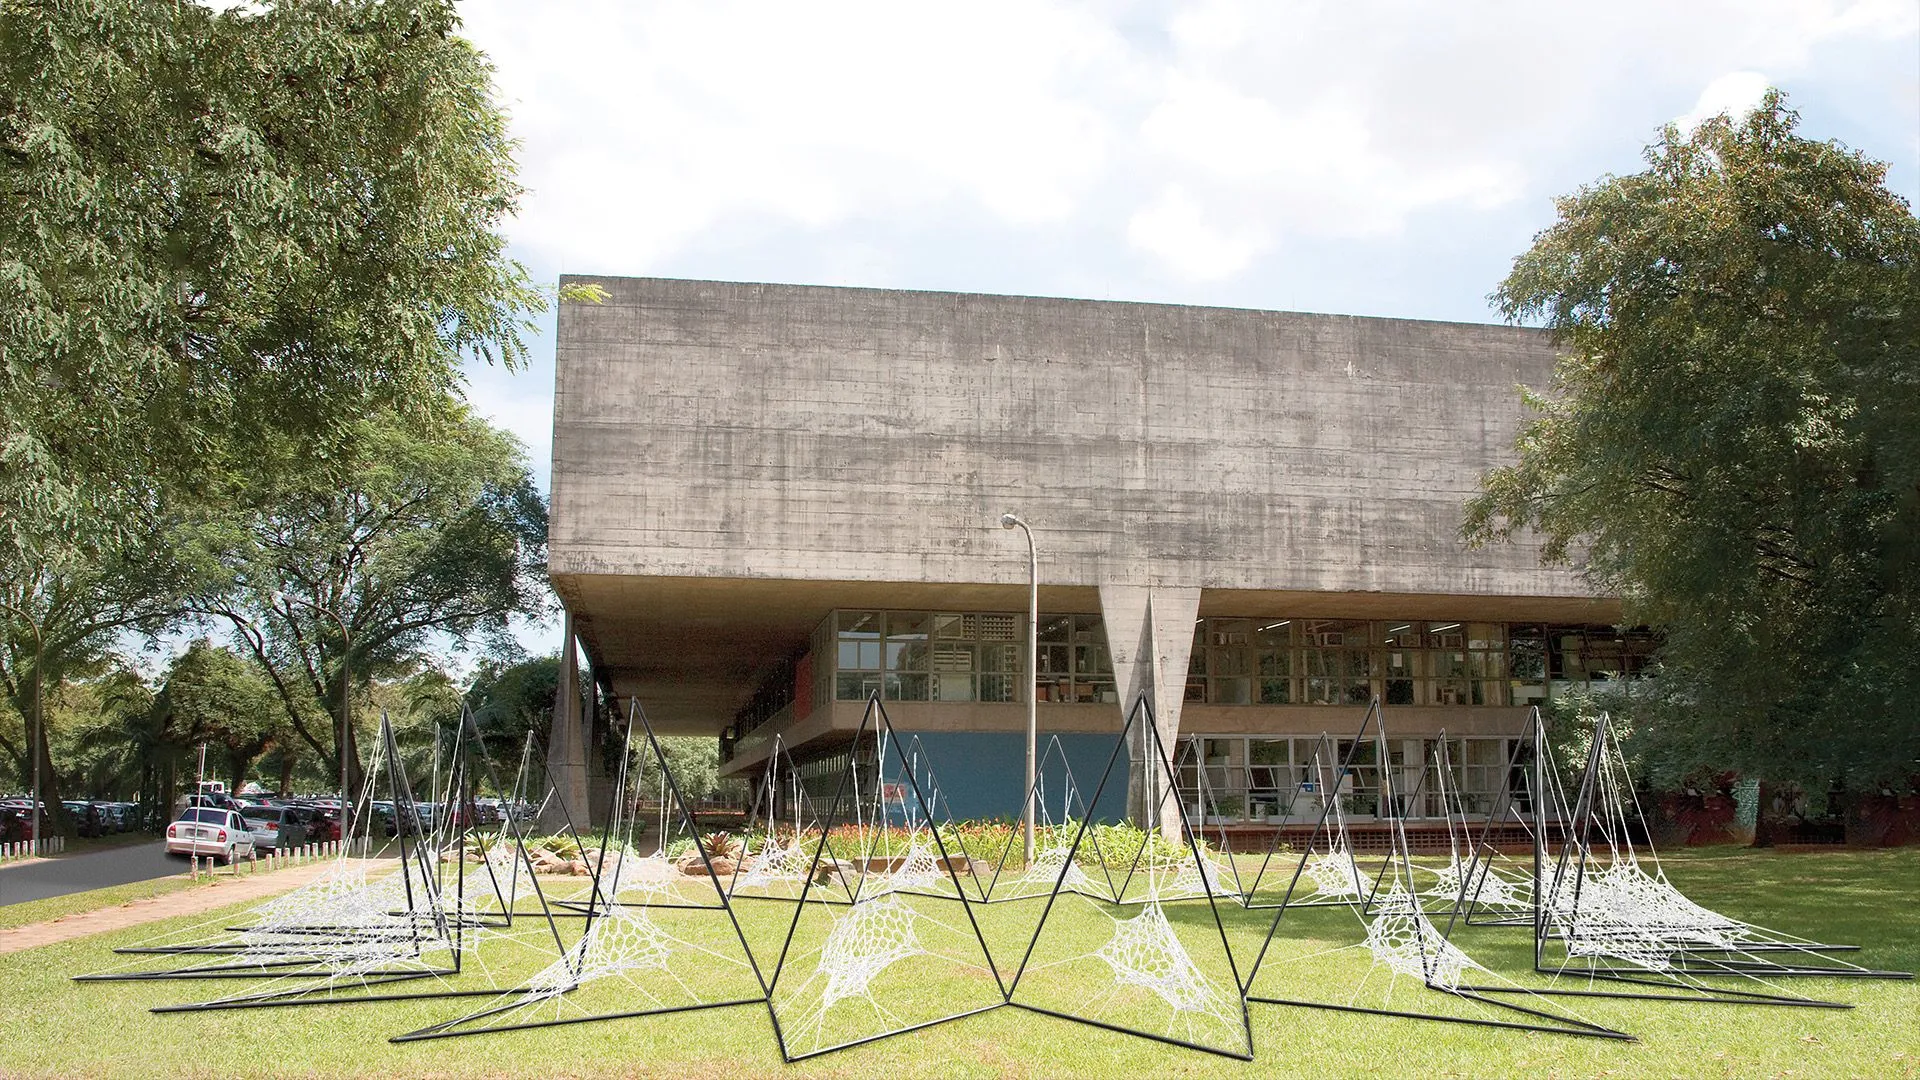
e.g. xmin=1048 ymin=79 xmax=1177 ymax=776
xmin=1303 ymin=620 xmax=1373 ymax=705
xmin=832 ymin=610 xmax=1025 ymax=702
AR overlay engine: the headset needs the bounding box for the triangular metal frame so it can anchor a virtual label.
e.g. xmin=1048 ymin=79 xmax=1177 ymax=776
xmin=1005 ymin=692 xmax=1254 ymax=1060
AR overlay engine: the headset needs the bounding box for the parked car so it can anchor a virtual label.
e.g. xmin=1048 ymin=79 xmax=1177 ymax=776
xmin=64 ymin=800 xmax=108 ymax=838
xmin=164 ymin=807 xmax=257 ymax=864
xmin=238 ymin=805 xmax=309 ymax=852
xmin=0 ymin=807 xmax=26 ymax=843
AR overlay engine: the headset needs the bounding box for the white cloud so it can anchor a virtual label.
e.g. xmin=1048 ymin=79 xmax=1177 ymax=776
xmin=1677 ymin=71 xmax=1773 ymax=132
xmin=448 ymin=0 xmax=1917 ymax=476
xmin=1126 ymin=184 xmax=1264 ymax=280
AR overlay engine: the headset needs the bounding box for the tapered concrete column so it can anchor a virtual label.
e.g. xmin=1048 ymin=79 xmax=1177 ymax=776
xmin=1100 ymin=584 xmax=1201 ymax=841
xmin=540 ymin=613 xmax=592 ymax=834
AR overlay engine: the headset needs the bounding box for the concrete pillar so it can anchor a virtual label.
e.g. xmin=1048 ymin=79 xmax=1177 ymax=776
xmin=1099 ymin=584 xmax=1201 ymax=840
xmin=540 ymin=613 xmax=592 ymax=834
xmin=586 ymin=678 xmax=614 ymax=827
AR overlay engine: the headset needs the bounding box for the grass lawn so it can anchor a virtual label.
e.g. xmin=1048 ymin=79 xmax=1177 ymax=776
xmin=0 ymin=875 xmax=211 ymax=934
xmin=0 ymin=848 xmax=1912 ymax=1078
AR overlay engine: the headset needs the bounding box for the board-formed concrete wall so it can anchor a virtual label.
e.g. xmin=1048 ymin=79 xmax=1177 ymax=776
xmin=550 ymin=276 xmax=1584 ymax=598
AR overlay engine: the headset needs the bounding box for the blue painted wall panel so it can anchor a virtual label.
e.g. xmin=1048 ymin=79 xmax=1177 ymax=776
xmin=879 ymin=730 xmax=1131 ymax=824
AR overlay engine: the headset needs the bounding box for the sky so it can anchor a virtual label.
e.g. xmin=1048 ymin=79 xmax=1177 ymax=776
xmin=447 ymin=0 xmax=1920 ymax=651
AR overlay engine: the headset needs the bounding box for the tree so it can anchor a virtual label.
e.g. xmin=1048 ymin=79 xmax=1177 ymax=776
xmin=1465 ymin=92 xmax=1920 ymax=788
xmin=3 ymin=0 xmax=586 ymax=831
xmin=151 ymin=641 xmax=282 ymax=795
xmin=190 ymin=408 xmax=549 ymax=804
xmin=0 ymin=539 xmax=185 ymax=831
xmin=0 ymin=0 xmax=549 ymax=572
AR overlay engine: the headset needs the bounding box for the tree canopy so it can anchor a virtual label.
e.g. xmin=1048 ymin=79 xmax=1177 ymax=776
xmin=1466 ymin=92 xmax=1920 ymax=788
xmin=188 ymin=407 xmax=549 ymax=798
xmin=1 ymin=0 xmax=545 ymax=570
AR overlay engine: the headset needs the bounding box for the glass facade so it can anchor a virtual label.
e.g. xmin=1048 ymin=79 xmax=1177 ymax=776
xmin=1173 ymin=734 xmax=1525 ymax=821
xmin=820 ymin=610 xmax=1653 ymax=707
xmin=832 ymin=610 xmax=1022 ymax=703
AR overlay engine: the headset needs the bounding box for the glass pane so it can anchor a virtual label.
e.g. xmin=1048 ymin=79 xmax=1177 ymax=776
xmin=932 ymin=672 xmax=975 ymax=702
xmin=1467 ymin=622 xmax=1506 ymax=648
xmin=1073 ymin=644 xmax=1109 ymax=675
xmin=1210 ymin=618 xmax=1253 ymax=646
xmin=1380 ymin=621 xmax=1422 ymax=648
xmin=1038 ymin=615 xmax=1073 ymax=643
xmin=887 ymin=612 xmax=930 ymax=639
xmin=1212 ymin=647 xmax=1251 ymax=676
xmin=1210 ymin=677 xmax=1252 ymax=705
xmin=886 ymin=639 xmax=928 ymax=671
xmin=838 ymin=610 xmax=880 ymax=634
xmin=885 ymin=673 xmax=928 ymax=701
xmin=1037 ymin=644 xmax=1070 ymax=676
xmin=1257 ymin=650 xmax=1291 ymax=676
xmin=858 ymin=641 xmax=882 ymax=669
xmin=1249 ymin=738 xmax=1290 ymax=765
xmin=1259 ymin=677 xmax=1293 ymax=704
xmin=1073 ymin=614 xmax=1105 ymax=642
xmin=1253 ymin=619 xmax=1293 ymax=647
xmin=932 ymin=613 xmax=965 ymax=638
xmin=978 ymin=674 xmax=1014 ymax=703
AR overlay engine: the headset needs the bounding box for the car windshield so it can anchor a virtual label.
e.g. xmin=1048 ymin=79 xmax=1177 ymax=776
xmin=244 ymin=808 xmax=283 ymax=823
xmin=180 ymin=808 xmax=229 ymax=825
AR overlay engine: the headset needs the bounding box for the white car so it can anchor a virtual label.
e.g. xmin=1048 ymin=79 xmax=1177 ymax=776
xmin=165 ymin=807 xmax=257 ymax=864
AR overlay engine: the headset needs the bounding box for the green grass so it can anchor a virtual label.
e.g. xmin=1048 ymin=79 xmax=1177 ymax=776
xmin=0 ymin=874 xmax=214 ymax=934
xmin=0 ymin=849 xmax=1912 ymax=1078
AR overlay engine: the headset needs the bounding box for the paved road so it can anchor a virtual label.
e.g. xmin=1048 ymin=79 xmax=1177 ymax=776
xmin=0 ymin=842 xmax=185 ymax=907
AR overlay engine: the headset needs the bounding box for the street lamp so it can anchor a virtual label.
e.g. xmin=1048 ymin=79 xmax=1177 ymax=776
xmin=0 ymin=600 xmax=44 ymax=856
xmin=999 ymin=513 xmax=1038 ymax=865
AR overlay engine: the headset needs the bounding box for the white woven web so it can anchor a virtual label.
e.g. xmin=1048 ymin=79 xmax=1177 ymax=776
xmin=816 ymin=894 xmax=924 ymax=1010
xmin=525 ymin=904 xmax=675 ymax=997
xmin=1301 ymin=846 xmax=1370 ymax=901
xmin=860 ymin=839 xmax=944 ymax=900
xmin=1424 ymin=856 xmax=1530 ymax=910
xmin=1554 ymin=858 xmax=1741 ymax=971
xmin=1093 ymin=901 xmax=1234 ymax=1018
xmin=1003 ymin=841 xmax=1095 ymax=898
xmin=1161 ymin=851 xmax=1238 ymax=901
xmin=735 ymin=835 xmax=813 ymax=891
xmin=602 ymin=851 xmax=679 ymax=901
xmin=1362 ymin=886 xmax=1482 ymax=990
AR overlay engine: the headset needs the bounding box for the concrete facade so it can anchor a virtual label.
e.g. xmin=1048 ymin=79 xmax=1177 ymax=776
xmin=549 ymin=276 xmax=1613 ymax=747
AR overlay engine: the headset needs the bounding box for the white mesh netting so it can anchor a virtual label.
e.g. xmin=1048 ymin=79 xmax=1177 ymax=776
xmin=815 ymin=895 xmax=924 ymax=1011
xmin=1004 ymin=841 xmax=1095 ymax=898
xmin=525 ymin=905 xmax=675 ymax=997
xmin=734 ymin=835 xmax=813 ymax=891
xmin=1093 ymin=901 xmax=1234 ymax=1017
xmin=859 ymin=840 xmax=944 ymax=900
xmin=1424 ymin=856 xmax=1530 ymax=911
xmin=1361 ymin=886 xmax=1481 ymax=990
xmin=1301 ymin=847 xmax=1370 ymax=901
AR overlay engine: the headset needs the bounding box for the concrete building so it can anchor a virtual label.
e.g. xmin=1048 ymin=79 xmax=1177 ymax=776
xmin=545 ymin=276 xmax=1651 ymax=829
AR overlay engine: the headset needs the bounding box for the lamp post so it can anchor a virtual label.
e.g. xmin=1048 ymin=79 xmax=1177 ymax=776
xmin=999 ymin=514 xmax=1038 ymax=865
xmin=0 ymin=600 xmax=44 ymax=856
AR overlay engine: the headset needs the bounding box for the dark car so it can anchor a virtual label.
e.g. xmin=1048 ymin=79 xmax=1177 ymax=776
xmin=238 ymin=805 xmax=309 ymax=852
xmin=0 ymin=807 xmax=26 ymax=844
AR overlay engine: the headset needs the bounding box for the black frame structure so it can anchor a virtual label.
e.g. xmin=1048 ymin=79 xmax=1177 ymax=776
xmin=393 ymin=698 xmax=771 ymax=1042
xmin=764 ymin=693 xmax=1007 ymax=1061
xmin=1455 ymin=712 xmax=1908 ymax=1010
xmin=1241 ymin=699 xmax=1634 ymax=1041
xmin=1005 ymin=692 xmax=1256 ymax=1061
xmin=73 ymin=714 xmax=491 ymax=1006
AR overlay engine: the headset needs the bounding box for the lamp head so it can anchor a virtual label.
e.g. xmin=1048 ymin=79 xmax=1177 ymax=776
xmin=1000 ymin=513 xmax=1021 ymax=529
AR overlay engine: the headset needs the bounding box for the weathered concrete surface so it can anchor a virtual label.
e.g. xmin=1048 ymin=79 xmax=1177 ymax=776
xmin=548 ymin=277 xmax=1606 ymax=729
